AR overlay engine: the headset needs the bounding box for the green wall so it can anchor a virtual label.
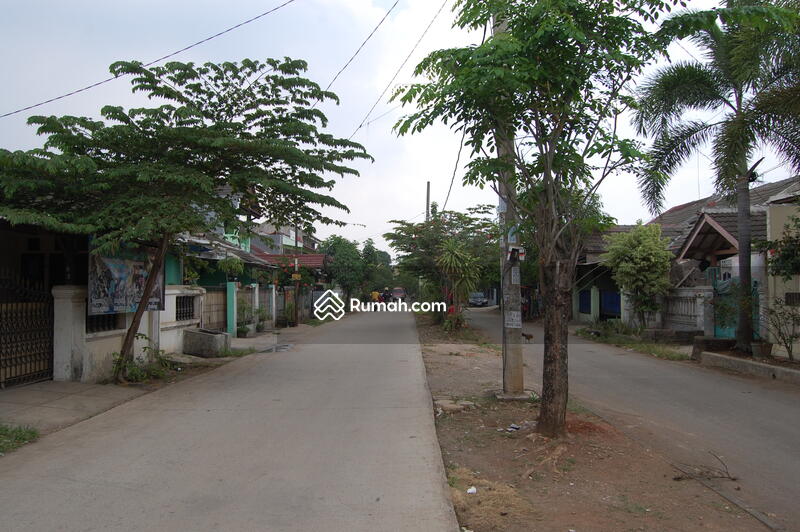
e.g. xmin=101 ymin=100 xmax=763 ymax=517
xmin=165 ymin=254 xmax=182 ymax=285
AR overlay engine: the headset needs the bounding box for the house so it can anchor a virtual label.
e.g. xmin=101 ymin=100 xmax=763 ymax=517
xmin=251 ymin=223 xmax=321 ymax=255
xmin=573 ymin=225 xmax=636 ymax=323
xmin=572 ymin=176 xmax=800 ymax=339
xmin=0 ymin=218 xmax=278 ymax=387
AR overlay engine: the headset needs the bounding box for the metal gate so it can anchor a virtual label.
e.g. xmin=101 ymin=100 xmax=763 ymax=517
xmin=201 ymin=286 xmax=227 ymax=332
xmin=0 ymin=276 xmax=53 ymax=388
xmin=713 ymin=278 xmax=760 ymax=339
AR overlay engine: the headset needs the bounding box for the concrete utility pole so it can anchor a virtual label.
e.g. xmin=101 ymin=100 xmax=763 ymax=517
xmin=493 ymin=18 xmax=525 ymax=398
xmin=425 ymin=181 xmax=431 ymax=221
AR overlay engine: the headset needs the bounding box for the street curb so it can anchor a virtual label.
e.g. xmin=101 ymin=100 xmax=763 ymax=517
xmin=699 ymin=351 xmax=800 ymax=386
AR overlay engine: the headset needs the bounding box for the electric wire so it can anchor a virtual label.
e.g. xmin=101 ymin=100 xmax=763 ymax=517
xmin=0 ymin=0 xmax=298 ymax=119
xmin=349 ymin=0 xmax=449 ymax=139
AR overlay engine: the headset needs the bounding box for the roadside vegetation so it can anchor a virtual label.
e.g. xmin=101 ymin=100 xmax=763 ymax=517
xmin=575 ymin=322 xmax=690 ymax=361
xmin=0 ymin=425 xmax=39 ymax=455
xmin=385 ymin=204 xmax=500 ymax=331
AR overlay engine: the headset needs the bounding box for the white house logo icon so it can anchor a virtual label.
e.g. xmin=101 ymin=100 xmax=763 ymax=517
xmin=314 ymin=289 xmax=346 ymax=321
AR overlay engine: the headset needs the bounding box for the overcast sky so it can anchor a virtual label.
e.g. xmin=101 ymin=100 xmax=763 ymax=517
xmin=1 ymin=0 xmax=795 ymax=252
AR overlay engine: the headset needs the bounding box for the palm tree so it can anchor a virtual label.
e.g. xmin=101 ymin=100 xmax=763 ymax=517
xmin=436 ymin=238 xmax=479 ymax=329
xmin=634 ymin=1 xmax=800 ymax=353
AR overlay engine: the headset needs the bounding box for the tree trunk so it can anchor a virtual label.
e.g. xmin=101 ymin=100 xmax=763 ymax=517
xmin=537 ymin=259 xmax=572 ymax=438
xmin=735 ymin=176 xmax=754 ymax=354
xmin=114 ymin=234 xmax=170 ymax=381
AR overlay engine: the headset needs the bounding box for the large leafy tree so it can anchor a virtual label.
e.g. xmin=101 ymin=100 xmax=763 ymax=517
xmin=635 ymin=2 xmax=800 ymax=353
xmin=395 ymin=0 xmax=672 ymax=436
xmin=0 ymin=58 xmax=370 ymax=379
xmin=321 ymin=235 xmax=365 ymax=304
xmin=361 ymin=238 xmax=394 ymax=296
xmin=384 ymin=205 xmax=499 ymax=301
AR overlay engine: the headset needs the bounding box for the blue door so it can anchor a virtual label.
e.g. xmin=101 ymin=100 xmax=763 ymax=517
xmin=600 ymin=290 xmax=621 ymax=319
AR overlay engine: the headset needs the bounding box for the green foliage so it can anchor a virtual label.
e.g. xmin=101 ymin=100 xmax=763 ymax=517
xmin=763 ymin=297 xmax=800 ymax=361
xmin=437 ymin=238 xmax=479 ymax=300
xmin=394 ymin=0 xmax=657 ymax=263
xmin=590 ymin=318 xmax=642 ymax=337
xmin=0 ymin=424 xmax=39 ymax=454
xmin=384 ymin=205 xmax=499 ymax=298
xmin=273 ymin=257 xmax=315 ymax=290
xmin=361 ymin=238 xmax=394 ymax=296
xmin=576 ymin=325 xmax=689 ymax=361
xmin=0 ymin=57 xmax=370 ymax=371
xmin=635 ymin=2 xmax=800 ymax=212
xmin=284 ymin=301 xmax=296 ymax=325
xmin=1 ymin=58 xmax=370 ymax=254
xmin=321 ymin=235 xmax=364 ymax=301
xmin=762 ymin=213 xmax=800 ymax=279
xmin=111 ymin=351 xmax=170 ymax=383
xmin=602 ymin=223 xmax=673 ymax=325
xmin=217 ymin=256 xmax=245 ymax=278
xmin=237 ymin=300 xmax=253 ymax=326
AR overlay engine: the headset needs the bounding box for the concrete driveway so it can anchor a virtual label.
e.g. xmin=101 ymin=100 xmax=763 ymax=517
xmin=0 ymin=312 xmax=457 ymax=532
xmin=467 ymin=306 xmax=800 ymax=529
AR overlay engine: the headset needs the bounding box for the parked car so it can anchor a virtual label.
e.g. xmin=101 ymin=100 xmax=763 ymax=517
xmin=468 ymin=292 xmax=489 ymax=307
xmin=391 ymin=287 xmax=407 ymax=302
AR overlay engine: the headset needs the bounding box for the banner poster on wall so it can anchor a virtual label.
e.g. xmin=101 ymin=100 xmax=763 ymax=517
xmin=88 ymin=244 xmax=165 ymax=315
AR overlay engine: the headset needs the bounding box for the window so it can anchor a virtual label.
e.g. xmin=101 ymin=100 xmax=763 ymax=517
xmin=786 ymin=292 xmax=800 ymax=307
xmin=86 ymin=313 xmax=124 ymax=334
xmin=176 ymin=295 xmax=196 ymax=321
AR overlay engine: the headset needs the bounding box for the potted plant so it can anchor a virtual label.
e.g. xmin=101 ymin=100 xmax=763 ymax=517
xmin=217 ymin=256 xmax=245 ymax=281
xmin=236 ymin=325 xmax=249 ymax=338
xmin=285 ymin=301 xmax=296 ymax=327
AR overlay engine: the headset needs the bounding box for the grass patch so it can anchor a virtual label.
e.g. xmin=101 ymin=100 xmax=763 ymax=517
xmin=567 ymin=396 xmax=592 ymax=415
xmin=0 ymin=425 xmax=39 ymax=454
xmin=617 ymin=495 xmax=649 ymax=515
xmin=576 ymin=328 xmax=689 ymax=361
xmin=220 ymin=347 xmax=258 ymax=357
xmin=559 ymin=457 xmax=577 ymax=472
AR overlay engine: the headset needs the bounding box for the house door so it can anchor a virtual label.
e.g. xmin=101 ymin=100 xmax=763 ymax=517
xmin=600 ymin=290 xmax=621 ymax=320
xmin=0 ymin=274 xmax=53 ymax=388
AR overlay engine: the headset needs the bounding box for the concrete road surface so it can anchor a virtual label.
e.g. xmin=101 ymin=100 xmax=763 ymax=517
xmin=467 ymin=306 xmax=800 ymax=530
xmin=0 ymin=312 xmax=457 ymax=532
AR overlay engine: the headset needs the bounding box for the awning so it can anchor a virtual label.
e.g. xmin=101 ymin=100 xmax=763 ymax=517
xmin=253 ymin=252 xmax=328 ymax=269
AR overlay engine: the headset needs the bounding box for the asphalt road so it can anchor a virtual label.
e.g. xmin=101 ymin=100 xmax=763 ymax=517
xmin=0 ymin=312 xmax=457 ymax=532
xmin=466 ymin=306 xmax=800 ymax=530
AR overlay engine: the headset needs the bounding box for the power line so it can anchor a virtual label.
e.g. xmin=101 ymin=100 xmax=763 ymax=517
xmin=441 ymin=23 xmax=486 ymax=211
xmin=323 ymin=1 xmax=399 ymax=93
xmin=359 ymin=211 xmax=426 ymax=242
xmin=442 ymin=129 xmax=467 ymax=211
xmin=349 ymin=0 xmax=449 ymax=139
xmin=361 ymin=104 xmax=402 ymax=128
xmin=0 ymin=0 xmax=299 ymax=119
xmin=675 ymin=40 xmax=702 ymax=63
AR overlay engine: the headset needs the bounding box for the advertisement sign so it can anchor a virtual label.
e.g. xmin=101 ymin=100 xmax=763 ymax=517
xmin=88 ymin=247 xmax=165 ymax=315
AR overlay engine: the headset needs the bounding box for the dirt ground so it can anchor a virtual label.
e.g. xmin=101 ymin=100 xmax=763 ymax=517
xmin=416 ymin=314 xmax=763 ymax=531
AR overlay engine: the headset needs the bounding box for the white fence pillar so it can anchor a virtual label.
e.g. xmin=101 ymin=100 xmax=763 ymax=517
xmin=52 ymin=286 xmax=88 ymax=382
